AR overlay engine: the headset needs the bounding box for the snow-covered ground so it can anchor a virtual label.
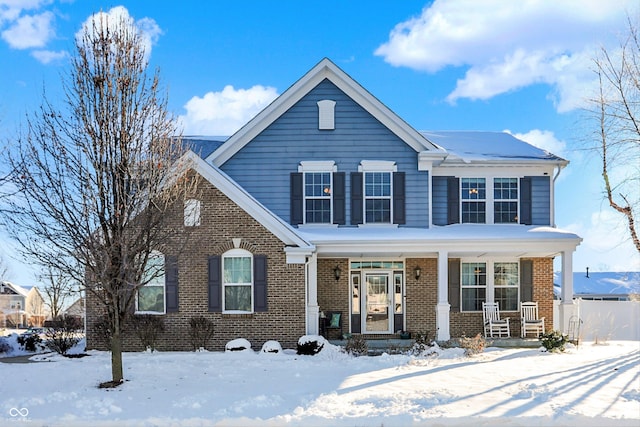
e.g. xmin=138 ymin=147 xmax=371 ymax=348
xmin=1 ymin=335 xmax=638 ymax=427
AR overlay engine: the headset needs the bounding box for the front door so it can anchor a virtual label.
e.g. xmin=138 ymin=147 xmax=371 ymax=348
xmin=363 ymin=272 xmax=392 ymax=333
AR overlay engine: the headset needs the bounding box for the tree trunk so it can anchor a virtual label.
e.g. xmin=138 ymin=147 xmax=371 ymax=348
xmin=110 ymin=330 xmax=124 ymax=383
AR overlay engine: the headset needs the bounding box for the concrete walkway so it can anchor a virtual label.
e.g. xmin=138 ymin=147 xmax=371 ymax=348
xmin=0 ymin=355 xmax=37 ymax=363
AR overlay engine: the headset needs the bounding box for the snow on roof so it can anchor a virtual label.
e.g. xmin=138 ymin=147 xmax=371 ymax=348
xmin=421 ymin=131 xmax=567 ymax=164
xmin=0 ymin=281 xmax=30 ymax=297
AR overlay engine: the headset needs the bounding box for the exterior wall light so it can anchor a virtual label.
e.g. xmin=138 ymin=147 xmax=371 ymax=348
xmin=334 ymin=265 xmax=342 ymax=281
xmin=414 ymin=266 xmax=421 ymax=280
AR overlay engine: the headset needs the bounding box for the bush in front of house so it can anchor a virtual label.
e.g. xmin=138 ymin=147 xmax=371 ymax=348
xmin=46 ymin=316 xmax=83 ymax=355
xmin=296 ymin=335 xmax=326 ymax=355
xmin=225 ymin=338 xmax=252 ymax=352
xmin=541 ymin=330 xmax=569 ymax=352
xmin=17 ymin=333 xmax=44 ymax=352
xmin=0 ymin=337 xmax=11 ymax=354
xmin=260 ymin=340 xmax=282 ymax=354
xmin=409 ymin=331 xmax=435 ymax=356
xmin=131 ymin=314 xmax=165 ymax=352
xmin=459 ymin=333 xmax=486 ymax=356
xmin=345 ymin=334 xmax=368 ymax=356
xmin=188 ymin=315 xmax=215 ymax=351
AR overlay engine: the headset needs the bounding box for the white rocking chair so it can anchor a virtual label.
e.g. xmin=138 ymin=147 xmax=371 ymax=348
xmin=520 ymin=301 xmax=545 ymax=338
xmin=482 ymin=302 xmax=510 ymax=338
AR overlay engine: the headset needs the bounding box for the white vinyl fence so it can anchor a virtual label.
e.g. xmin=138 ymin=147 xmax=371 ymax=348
xmin=554 ymin=299 xmax=640 ymax=341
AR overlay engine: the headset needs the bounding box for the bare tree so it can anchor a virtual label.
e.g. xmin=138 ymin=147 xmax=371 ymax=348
xmin=588 ymin=16 xmax=640 ymax=253
xmin=41 ymin=266 xmax=76 ymax=320
xmin=0 ymin=254 xmax=10 ymax=281
xmin=1 ymin=11 xmax=197 ymax=385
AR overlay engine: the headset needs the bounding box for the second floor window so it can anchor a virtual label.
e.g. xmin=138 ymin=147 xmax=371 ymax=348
xmin=304 ymin=172 xmax=332 ymax=223
xmin=494 ymin=178 xmax=518 ymax=223
xmin=461 ymin=178 xmax=486 ymax=223
xmin=365 ymin=171 xmax=392 ymax=223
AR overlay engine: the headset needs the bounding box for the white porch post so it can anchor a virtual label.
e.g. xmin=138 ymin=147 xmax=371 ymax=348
xmin=306 ymin=252 xmax=320 ymax=335
xmin=559 ymin=250 xmax=577 ymax=334
xmin=436 ymin=250 xmax=451 ymax=341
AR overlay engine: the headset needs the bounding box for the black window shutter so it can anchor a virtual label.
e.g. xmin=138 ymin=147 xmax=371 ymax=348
xmin=393 ymin=172 xmax=406 ymax=225
xmin=253 ymin=255 xmax=268 ymax=312
xmin=208 ymin=255 xmax=222 ymax=312
xmin=448 ymin=258 xmax=461 ymax=312
xmin=290 ymin=172 xmax=303 ymax=225
xmin=447 ymin=177 xmax=460 ymax=225
xmin=520 ymin=259 xmax=533 ymax=302
xmin=332 ymin=172 xmax=345 ymax=225
xmin=520 ymin=177 xmax=532 ymax=225
xmin=165 ymin=255 xmax=179 ymax=312
xmin=350 ymin=172 xmax=363 ymax=225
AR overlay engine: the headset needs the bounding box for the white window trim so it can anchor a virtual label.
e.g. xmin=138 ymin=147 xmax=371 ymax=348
xmin=358 ymin=160 xmax=397 ymax=225
xmin=460 ymin=258 xmax=520 ymax=312
xmin=136 ymin=251 xmax=166 ymax=315
xmin=459 ymin=176 xmax=521 ymax=225
xmin=222 ymin=248 xmax=254 ymax=314
xmin=298 ymin=161 xmax=337 ymax=225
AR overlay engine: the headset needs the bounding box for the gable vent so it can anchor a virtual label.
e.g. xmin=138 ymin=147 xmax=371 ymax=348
xmin=317 ymin=99 xmax=336 ymax=130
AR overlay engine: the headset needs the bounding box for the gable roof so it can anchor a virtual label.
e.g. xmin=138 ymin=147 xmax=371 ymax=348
xmin=0 ymin=281 xmax=30 ymax=297
xmin=182 ymin=151 xmax=314 ymax=262
xmin=422 ymin=131 xmax=568 ymax=166
xmin=207 ymin=58 xmax=445 ymax=167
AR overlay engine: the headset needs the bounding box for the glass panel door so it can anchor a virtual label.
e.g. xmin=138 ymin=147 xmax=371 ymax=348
xmin=364 ymin=272 xmax=391 ymax=333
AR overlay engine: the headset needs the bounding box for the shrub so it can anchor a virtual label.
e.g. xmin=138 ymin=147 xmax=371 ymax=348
xmin=541 ymin=330 xmax=568 ymax=352
xmin=225 ymin=338 xmax=251 ymax=352
xmin=459 ymin=333 xmax=486 ymax=356
xmin=17 ymin=333 xmax=44 ymax=352
xmin=188 ymin=316 xmax=215 ymax=351
xmin=131 ymin=314 xmax=165 ymax=352
xmin=46 ymin=316 xmax=83 ymax=355
xmin=296 ymin=335 xmax=325 ymax=355
xmin=0 ymin=337 xmax=11 ymax=354
xmin=409 ymin=331 xmax=434 ymax=356
xmin=260 ymin=340 xmax=282 ymax=354
xmin=345 ymin=334 xmax=368 ymax=356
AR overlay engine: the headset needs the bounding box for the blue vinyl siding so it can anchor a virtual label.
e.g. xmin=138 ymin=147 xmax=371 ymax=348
xmin=531 ymin=176 xmax=551 ymax=225
xmin=220 ymin=79 xmax=430 ymax=227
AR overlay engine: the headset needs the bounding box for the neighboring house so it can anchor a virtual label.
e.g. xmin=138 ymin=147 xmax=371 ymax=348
xmin=0 ymin=281 xmax=47 ymax=328
xmin=63 ymin=297 xmax=86 ymax=322
xmin=86 ymin=58 xmax=582 ymax=351
xmin=554 ymin=271 xmax=640 ymax=301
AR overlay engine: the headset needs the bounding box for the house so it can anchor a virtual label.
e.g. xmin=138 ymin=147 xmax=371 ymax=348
xmin=63 ymin=297 xmax=86 ymax=322
xmin=85 ymin=58 xmax=582 ymax=351
xmin=0 ymin=281 xmax=47 ymax=328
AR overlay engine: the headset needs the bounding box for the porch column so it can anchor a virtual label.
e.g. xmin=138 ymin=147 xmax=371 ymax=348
xmin=436 ymin=250 xmax=451 ymax=341
xmin=559 ymin=250 xmax=577 ymax=334
xmin=306 ymin=252 xmax=320 ymax=335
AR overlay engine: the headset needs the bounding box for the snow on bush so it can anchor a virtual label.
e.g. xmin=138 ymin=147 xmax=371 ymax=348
xmin=225 ymin=338 xmax=252 ymax=352
xmin=260 ymin=340 xmax=282 ymax=354
xmin=296 ymin=334 xmax=326 ymax=355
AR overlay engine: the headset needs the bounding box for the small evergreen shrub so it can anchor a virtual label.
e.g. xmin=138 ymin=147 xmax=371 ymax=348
xmin=409 ymin=331 xmax=434 ymax=356
xmin=0 ymin=337 xmax=11 ymax=354
xmin=17 ymin=333 xmax=44 ymax=352
xmin=46 ymin=316 xmax=83 ymax=355
xmin=260 ymin=340 xmax=282 ymax=354
xmin=131 ymin=314 xmax=165 ymax=352
xmin=541 ymin=330 xmax=568 ymax=352
xmin=345 ymin=334 xmax=368 ymax=356
xmin=459 ymin=333 xmax=486 ymax=356
xmin=296 ymin=335 xmax=325 ymax=355
xmin=188 ymin=316 xmax=215 ymax=351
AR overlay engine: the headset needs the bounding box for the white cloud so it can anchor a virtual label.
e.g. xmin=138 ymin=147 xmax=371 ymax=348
xmin=0 ymin=0 xmax=52 ymax=25
xmin=31 ymin=48 xmax=67 ymax=64
xmin=178 ymin=85 xmax=279 ymax=136
xmin=76 ymin=6 xmax=162 ymax=62
xmin=505 ymin=129 xmax=566 ymax=158
xmin=375 ymin=0 xmax=637 ymax=112
xmin=1 ymin=10 xmax=54 ymax=49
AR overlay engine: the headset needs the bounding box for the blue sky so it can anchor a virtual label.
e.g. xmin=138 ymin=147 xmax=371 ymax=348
xmin=0 ymin=0 xmax=638 ymax=286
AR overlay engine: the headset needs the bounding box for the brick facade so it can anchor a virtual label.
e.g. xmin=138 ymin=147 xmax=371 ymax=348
xmin=86 ymin=175 xmax=306 ymax=352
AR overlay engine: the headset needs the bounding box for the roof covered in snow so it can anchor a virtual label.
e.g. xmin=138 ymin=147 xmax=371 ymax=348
xmin=421 ymin=131 xmax=567 ymax=164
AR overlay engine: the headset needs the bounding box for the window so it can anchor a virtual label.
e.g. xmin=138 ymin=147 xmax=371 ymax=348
xmin=494 ymin=178 xmax=518 ymax=223
xmin=137 ymin=252 xmax=165 ymax=314
xmin=365 ymin=172 xmax=392 ymax=223
xmin=317 ymin=99 xmax=336 ymax=130
xmin=461 ymin=262 xmax=486 ymax=311
xmin=222 ymin=249 xmax=253 ymax=312
xmin=494 ymin=262 xmax=519 ymax=311
xmin=184 ymin=199 xmax=201 ymax=227
xmin=461 ymin=178 xmax=486 ymax=223
xmin=304 ymin=172 xmax=332 ymax=223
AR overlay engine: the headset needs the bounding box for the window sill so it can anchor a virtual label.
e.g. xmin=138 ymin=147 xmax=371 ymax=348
xmin=222 ymin=313 xmax=254 ymax=319
xmin=298 ymin=224 xmax=339 ymax=229
xmin=134 ymin=311 xmax=166 ymax=315
xmin=357 ymin=224 xmax=398 ymax=228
